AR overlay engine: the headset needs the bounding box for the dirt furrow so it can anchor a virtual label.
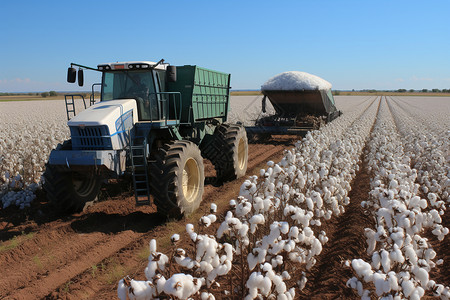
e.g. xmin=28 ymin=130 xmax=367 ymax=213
xmin=299 ymin=160 xmax=374 ymax=299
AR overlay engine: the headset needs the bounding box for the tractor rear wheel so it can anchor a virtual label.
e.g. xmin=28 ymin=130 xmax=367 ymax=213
xmin=43 ymin=165 xmax=102 ymax=213
xmin=150 ymin=140 xmax=205 ymax=218
xmin=204 ymin=123 xmax=248 ymax=182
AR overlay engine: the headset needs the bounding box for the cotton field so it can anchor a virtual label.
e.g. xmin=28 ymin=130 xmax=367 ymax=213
xmin=117 ymin=96 xmax=450 ymax=300
xmin=0 ymin=96 xmax=449 ymax=299
xmin=0 ymin=99 xmax=82 ymax=208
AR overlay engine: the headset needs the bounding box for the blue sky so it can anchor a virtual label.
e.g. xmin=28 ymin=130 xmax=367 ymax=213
xmin=1 ymin=0 xmax=449 ymax=92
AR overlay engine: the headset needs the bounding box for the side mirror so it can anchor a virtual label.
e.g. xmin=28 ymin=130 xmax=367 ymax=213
xmin=67 ymin=67 xmax=76 ymax=83
xmin=78 ymin=69 xmax=84 ymax=86
xmin=166 ymin=65 xmax=177 ymax=83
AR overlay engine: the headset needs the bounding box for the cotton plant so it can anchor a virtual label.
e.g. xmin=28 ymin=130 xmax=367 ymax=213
xmin=118 ymin=204 xmax=234 ymax=299
xmin=348 ymin=99 xmax=450 ymax=299
xmin=214 ymin=99 xmax=379 ymax=299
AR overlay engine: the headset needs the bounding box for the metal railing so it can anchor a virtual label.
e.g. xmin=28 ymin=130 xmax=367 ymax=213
xmin=145 ymin=92 xmax=183 ymax=126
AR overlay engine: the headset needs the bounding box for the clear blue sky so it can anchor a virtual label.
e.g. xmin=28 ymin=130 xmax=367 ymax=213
xmin=1 ymin=0 xmax=449 ymax=92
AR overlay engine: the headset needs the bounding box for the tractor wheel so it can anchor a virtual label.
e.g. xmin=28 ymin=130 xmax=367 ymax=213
xmin=43 ymin=165 xmax=102 ymax=213
xmin=150 ymin=140 xmax=205 ymax=218
xmin=205 ymin=123 xmax=248 ymax=182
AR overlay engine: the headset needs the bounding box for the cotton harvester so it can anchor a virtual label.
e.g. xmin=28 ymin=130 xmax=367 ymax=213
xmin=44 ymin=60 xmax=248 ymax=217
xmin=245 ymin=71 xmax=341 ymax=138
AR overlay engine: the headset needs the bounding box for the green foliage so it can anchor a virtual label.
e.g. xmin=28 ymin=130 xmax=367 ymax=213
xmin=422 ymin=89 xmax=428 ymax=93
xmin=41 ymin=92 xmax=49 ymax=98
xmin=397 ymin=89 xmax=407 ymax=93
xmin=49 ymin=91 xmax=57 ymax=96
xmin=431 ymin=88 xmax=440 ymax=93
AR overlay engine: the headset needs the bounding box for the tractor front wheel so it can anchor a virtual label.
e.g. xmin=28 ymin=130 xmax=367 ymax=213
xmin=150 ymin=140 xmax=205 ymax=218
xmin=43 ymin=165 xmax=102 ymax=213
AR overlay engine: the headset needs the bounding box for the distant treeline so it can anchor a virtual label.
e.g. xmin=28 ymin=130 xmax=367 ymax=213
xmin=334 ymin=88 xmax=450 ymax=95
xmin=0 ymin=91 xmax=101 ymax=98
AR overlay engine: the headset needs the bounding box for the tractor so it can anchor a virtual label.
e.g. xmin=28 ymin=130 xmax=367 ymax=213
xmin=44 ymin=59 xmax=248 ymax=217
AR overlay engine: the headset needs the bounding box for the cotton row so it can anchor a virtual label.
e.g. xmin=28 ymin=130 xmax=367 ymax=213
xmin=348 ymin=98 xmax=449 ymax=299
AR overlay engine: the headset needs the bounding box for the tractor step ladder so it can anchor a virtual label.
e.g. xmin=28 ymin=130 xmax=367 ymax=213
xmin=130 ymin=127 xmax=151 ymax=206
xmin=64 ymin=95 xmax=77 ymax=120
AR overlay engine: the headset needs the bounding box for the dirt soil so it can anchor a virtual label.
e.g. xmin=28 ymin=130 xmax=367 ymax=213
xmin=1 ymin=133 xmax=448 ymax=300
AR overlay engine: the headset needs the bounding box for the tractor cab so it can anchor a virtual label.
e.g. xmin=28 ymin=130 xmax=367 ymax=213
xmin=97 ymin=61 xmax=177 ymax=122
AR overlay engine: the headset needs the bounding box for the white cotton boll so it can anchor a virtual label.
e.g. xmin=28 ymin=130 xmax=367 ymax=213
xmin=201 ymin=292 xmax=215 ymax=300
xmin=412 ymin=266 xmax=429 ymax=287
xmin=389 ymin=244 xmax=404 ymax=264
xmin=117 ymin=279 xmax=128 ymax=300
xmin=206 ymin=214 xmax=217 ymax=224
xmin=280 ymin=222 xmax=289 ymax=234
xmin=149 ymin=239 xmax=157 ymax=253
xmin=409 ymin=196 xmax=421 ymax=209
xmin=306 ymin=197 xmax=314 ymax=211
xmin=365 ymin=228 xmax=377 ymax=254
xmin=186 ymin=223 xmax=194 ymax=234
xmin=190 ymin=232 xmax=198 ymax=242
xmin=418 ymin=199 xmax=427 ymax=209
xmin=164 ymin=273 xmax=202 ymax=299
xmin=387 ymin=271 xmax=399 ymax=291
xmin=319 ymin=231 xmax=328 ymax=245
xmin=229 ymin=199 xmax=237 ymax=208
xmin=402 ymin=279 xmax=415 ymax=297
xmin=128 ymin=279 xmax=154 ymax=299
xmin=281 ymin=271 xmax=291 ymax=280
xmin=352 ymin=259 xmax=374 ymax=283
xmin=346 ymin=277 xmax=358 ymax=289
xmin=373 ymin=272 xmax=387 ymax=296
xmin=253 ymin=196 xmax=265 ymax=212
xmin=371 ymin=251 xmax=381 ymax=269
xmin=424 ymin=248 xmax=436 ymax=261
xmin=200 ymin=216 xmax=212 ymax=227
xmin=210 ymin=203 xmax=217 ymax=213
xmin=171 ymin=234 xmax=180 ymax=243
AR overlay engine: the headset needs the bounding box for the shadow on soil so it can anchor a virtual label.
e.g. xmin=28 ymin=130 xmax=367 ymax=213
xmin=70 ymin=211 xmax=165 ymax=234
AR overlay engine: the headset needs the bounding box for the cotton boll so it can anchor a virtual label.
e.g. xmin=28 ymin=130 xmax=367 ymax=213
xmin=117 ymin=278 xmax=128 ymax=300
xmin=280 ymin=222 xmax=289 ymax=234
xmin=412 ymin=266 xmax=429 ymax=288
xmin=200 ymin=216 xmax=212 ymax=227
xmin=171 ymin=234 xmax=180 ymax=243
xmin=186 ymin=223 xmax=195 ymax=234
xmin=127 ymin=279 xmax=154 ymax=300
xmin=201 ymin=292 xmax=215 ymax=300
xmin=352 ymin=259 xmax=374 ymax=283
xmin=365 ymin=228 xmax=377 ymax=254
xmin=401 ymin=279 xmax=415 ymax=297
xmin=164 ymin=273 xmax=203 ymax=299
xmin=297 ymin=272 xmax=307 ymax=290
xmin=371 ymin=251 xmax=381 ymax=269
xmin=210 ymin=203 xmax=217 ymax=213
xmin=305 ymin=197 xmax=314 ymax=211
xmin=373 ymin=272 xmax=387 ymax=296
